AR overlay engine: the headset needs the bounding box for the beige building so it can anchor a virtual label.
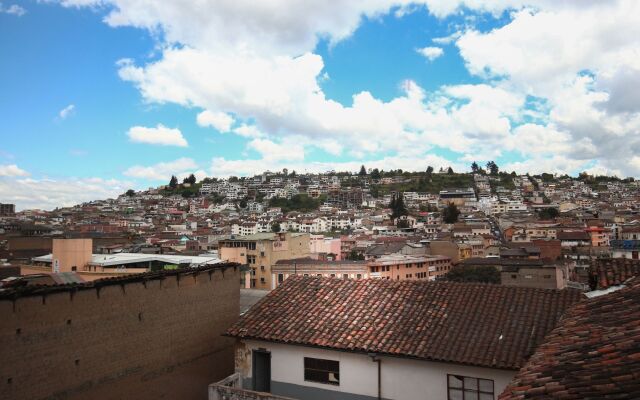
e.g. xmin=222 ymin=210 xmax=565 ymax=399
xmin=219 ymin=232 xmax=310 ymax=290
xmin=368 ymin=254 xmax=452 ymax=281
xmin=51 ymin=238 xmax=92 ymax=273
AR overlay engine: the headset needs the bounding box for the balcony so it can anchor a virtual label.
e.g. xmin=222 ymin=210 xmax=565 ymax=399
xmin=209 ymin=373 xmax=296 ymax=400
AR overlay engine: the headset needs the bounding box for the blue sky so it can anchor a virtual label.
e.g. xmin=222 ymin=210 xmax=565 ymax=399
xmin=1 ymin=1 xmax=639 ymax=209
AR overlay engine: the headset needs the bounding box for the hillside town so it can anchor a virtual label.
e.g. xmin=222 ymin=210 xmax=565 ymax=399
xmin=2 ymin=165 xmax=640 ymax=290
xmin=2 ymin=165 xmax=640 ymax=400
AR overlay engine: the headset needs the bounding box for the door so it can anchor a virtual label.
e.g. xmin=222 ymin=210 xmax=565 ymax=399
xmin=252 ymin=350 xmax=271 ymax=392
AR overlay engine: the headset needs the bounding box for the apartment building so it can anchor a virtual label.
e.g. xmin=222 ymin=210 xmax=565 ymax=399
xmin=218 ymin=232 xmax=310 ymax=290
xmin=368 ymin=254 xmax=452 ymax=281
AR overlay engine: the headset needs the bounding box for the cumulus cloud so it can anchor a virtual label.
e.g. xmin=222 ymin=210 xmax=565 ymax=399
xmin=416 ymin=46 xmax=443 ymax=61
xmin=126 ymin=124 xmax=188 ymax=147
xmin=196 ymin=110 xmax=234 ymax=132
xmin=123 ymin=157 xmax=204 ymax=181
xmin=59 ymin=0 xmax=640 ymax=178
xmin=0 ymin=164 xmax=29 ymax=177
xmin=0 ymin=177 xmax=132 ymax=211
xmin=58 ymin=104 xmax=75 ymax=119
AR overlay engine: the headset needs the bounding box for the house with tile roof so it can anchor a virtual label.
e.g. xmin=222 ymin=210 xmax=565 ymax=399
xmin=499 ymin=276 xmax=640 ymax=399
xmin=220 ymin=276 xmax=582 ymax=400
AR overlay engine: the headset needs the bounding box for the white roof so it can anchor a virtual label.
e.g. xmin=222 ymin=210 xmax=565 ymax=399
xmin=32 ymin=253 xmax=221 ymax=267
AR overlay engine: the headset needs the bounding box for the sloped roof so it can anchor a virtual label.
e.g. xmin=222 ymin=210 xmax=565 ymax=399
xmin=589 ymin=258 xmax=640 ymax=290
xmin=227 ymin=276 xmax=582 ymax=370
xmin=557 ymin=231 xmax=590 ymax=241
xmin=499 ymin=278 xmax=640 ymax=399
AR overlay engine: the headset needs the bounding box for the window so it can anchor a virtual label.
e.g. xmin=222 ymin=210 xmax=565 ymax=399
xmin=304 ymin=357 xmax=339 ymax=386
xmin=278 ymin=274 xmax=284 ymax=283
xmin=356 ymin=274 xmax=362 ymax=279
xmin=447 ymin=374 xmax=494 ymax=400
xmin=343 ymin=274 xmax=348 ymax=279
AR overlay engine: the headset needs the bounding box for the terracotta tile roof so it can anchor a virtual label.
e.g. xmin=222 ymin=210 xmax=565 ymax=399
xmin=588 ymin=258 xmax=640 ymax=290
xmin=499 ymin=278 xmax=640 ymax=399
xmin=227 ymin=277 xmax=582 ymax=370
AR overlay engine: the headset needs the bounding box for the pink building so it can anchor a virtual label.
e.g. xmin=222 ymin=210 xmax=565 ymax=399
xmin=309 ymin=235 xmax=342 ymax=260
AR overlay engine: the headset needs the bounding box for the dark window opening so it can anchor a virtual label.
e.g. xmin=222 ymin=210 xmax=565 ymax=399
xmin=304 ymin=357 xmax=339 ymax=386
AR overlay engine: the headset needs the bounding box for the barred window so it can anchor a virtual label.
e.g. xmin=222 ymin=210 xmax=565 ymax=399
xmin=304 ymin=357 xmax=339 ymax=386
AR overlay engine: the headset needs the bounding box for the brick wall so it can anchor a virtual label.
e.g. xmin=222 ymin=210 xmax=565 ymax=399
xmin=0 ymin=264 xmax=240 ymax=400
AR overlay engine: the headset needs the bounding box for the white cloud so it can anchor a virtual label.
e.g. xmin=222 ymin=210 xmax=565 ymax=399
xmin=0 ymin=177 xmax=131 ymax=211
xmin=60 ymin=0 xmax=640 ymax=178
xmin=432 ymin=31 xmax=462 ymax=45
xmin=1 ymin=4 xmax=27 ymax=16
xmin=126 ymin=124 xmax=188 ymax=147
xmin=123 ymin=157 xmax=200 ymax=181
xmin=0 ymin=164 xmax=29 ymax=177
xmin=416 ymin=46 xmax=443 ymax=61
xmin=196 ymin=110 xmax=234 ymax=132
xmin=58 ymin=104 xmax=75 ymax=119
xmin=247 ymin=138 xmax=305 ymax=161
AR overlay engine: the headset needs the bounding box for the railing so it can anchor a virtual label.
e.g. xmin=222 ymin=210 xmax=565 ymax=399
xmin=208 ymin=374 xmax=297 ymax=400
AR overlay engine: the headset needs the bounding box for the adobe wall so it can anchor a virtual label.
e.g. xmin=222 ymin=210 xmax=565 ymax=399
xmin=0 ymin=265 xmax=240 ymax=400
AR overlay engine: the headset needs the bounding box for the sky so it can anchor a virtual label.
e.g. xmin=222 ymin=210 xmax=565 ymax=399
xmin=1 ymin=0 xmax=640 ymax=210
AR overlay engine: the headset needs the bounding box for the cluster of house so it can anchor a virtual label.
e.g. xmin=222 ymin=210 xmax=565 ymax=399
xmin=1 ymin=169 xmax=640 ymax=399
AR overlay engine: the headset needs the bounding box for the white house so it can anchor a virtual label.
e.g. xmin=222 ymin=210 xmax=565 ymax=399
xmin=219 ymin=277 xmax=582 ymax=400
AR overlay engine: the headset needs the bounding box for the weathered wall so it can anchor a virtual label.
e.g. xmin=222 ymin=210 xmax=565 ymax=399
xmin=0 ymin=265 xmax=240 ymax=400
xmin=238 ymin=340 xmax=516 ymax=400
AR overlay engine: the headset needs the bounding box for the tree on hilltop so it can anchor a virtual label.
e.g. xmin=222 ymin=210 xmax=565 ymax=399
xmin=169 ymin=175 xmax=178 ymax=188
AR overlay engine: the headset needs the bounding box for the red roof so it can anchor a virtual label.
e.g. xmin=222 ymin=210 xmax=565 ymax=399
xmin=227 ymin=276 xmax=582 ymax=370
xmin=500 ymin=278 xmax=640 ymax=399
xmin=589 ymin=258 xmax=640 ymax=290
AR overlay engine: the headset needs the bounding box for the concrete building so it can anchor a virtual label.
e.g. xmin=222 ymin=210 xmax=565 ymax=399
xmin=0 ymin=263 xmax=240 ymax=400
xmin=367 ymin=254 xmax=452 ymax=281
xmin=25 ymin=238 xmax=222 ymax=281
xmin=219 ymin=232 xmax=310 ymax=290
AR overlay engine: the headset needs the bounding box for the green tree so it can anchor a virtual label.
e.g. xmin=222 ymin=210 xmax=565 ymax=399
xmin=447 ymin=166 xmax=454 ymax=174
xmin=443 ymin=266 xmax=500 ymax=284
xmin=538 ymin=207 xmax=559 ymax=220
xmin=271 ymin=222 xmax=281 ymax=233
xmin=471 ymin=162 xmax=479 ymax=173
xmin=125 ymin=189 xmax=135 ymax=197
xmin=486 ymin=161 xmax=499 ymax=175
xmin=169 ymin=175 xmax=178 ymax=188
xmin=346 ymin=249 xmax=365 ymax=261
xmin=239 ymin=199 xmax=248 ymax=208
xmin=442 ymin=202 xmax=460 ymax=223
xmin=426 ymin=166 xmax=434 ymax=176
xmin=359 ymin=165 xmax=367 ymax=176
xmin=389 ymin=193 xmax=408 ymax=220
xmin=183 ymin=173 xmax=197 ymax=185
xmin=371 ymin=168 xmax=381 ymax=180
